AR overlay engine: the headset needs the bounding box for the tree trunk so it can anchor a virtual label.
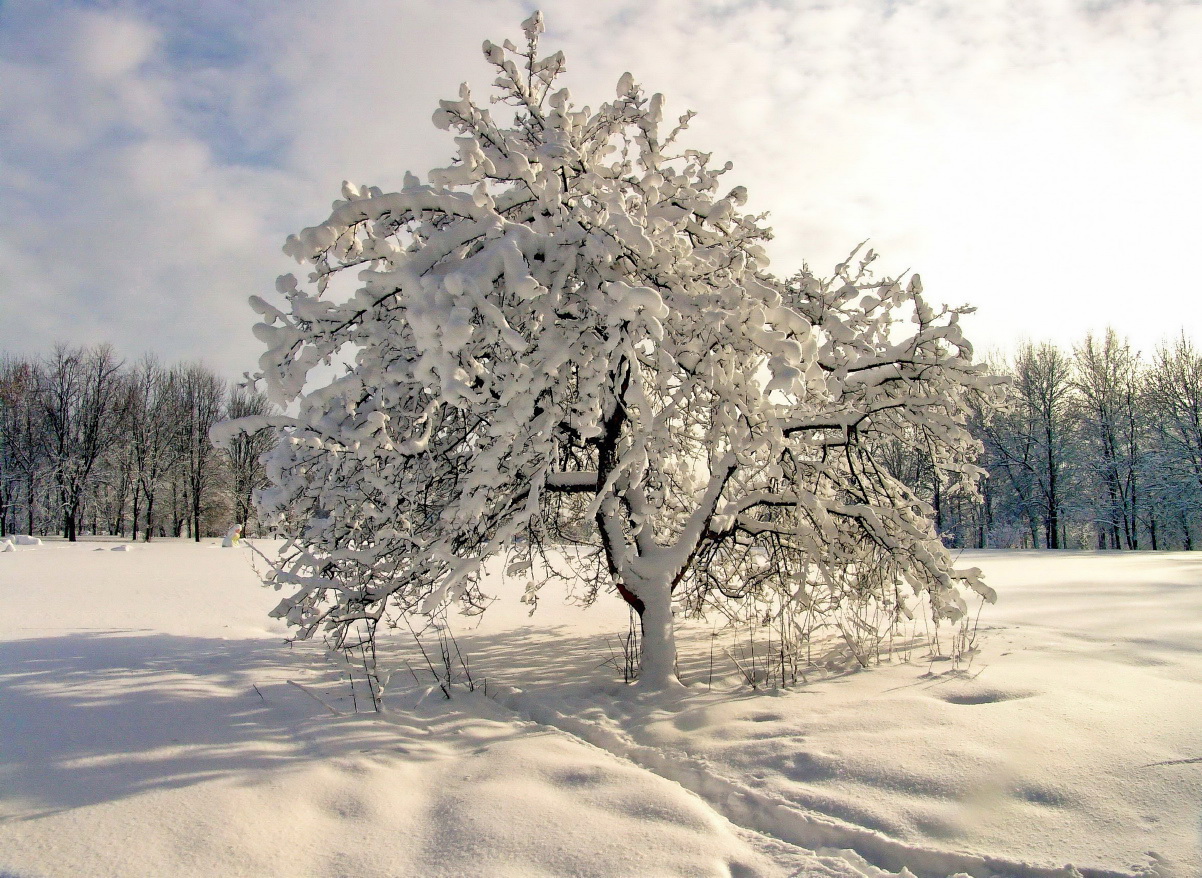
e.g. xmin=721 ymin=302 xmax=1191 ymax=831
xmin=1128 ymin=482 xmax=1139 ymax=550
xmin=63 ymin=485 xmax=78 ymax=541
xmin=144 ymin=492 xmax=155 ymax=542
xmin=633 ymin=580 xmax=680 ymax=690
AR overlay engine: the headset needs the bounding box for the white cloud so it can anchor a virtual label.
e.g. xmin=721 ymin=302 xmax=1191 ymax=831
xmin=0 ymin=4 xmax=296 ymax=374
xmin=263 ymin=0 xmax=531 ymax=190
xmin=1 ymin=0 xmax=1200 ymax=375
xmin=524 ymin=0 xmax=1202 ymax=354
xmin=72 ymin=9 xmax=159 ymax=80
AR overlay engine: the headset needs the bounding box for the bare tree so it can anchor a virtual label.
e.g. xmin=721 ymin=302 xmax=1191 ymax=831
xmin=0 ymin=358 xmax=40 ymax=537
xmin=39 ymin=345 xmax=123 ymax=541
xmin=176 ymin=363 xmax=226 ymax=542
xmin=976 ymin=354 xmax=1040 ymax=547
xmin=1145 ymin=335 xmax=1202 ymax=548
xmin=125 ymin=357 xmax=181 ymax=541
xmin=979 ymin=344 xmax=1079 ymax=548
xmin=215 ymin=386 xmax=275 ymax=535
xmin=99 ymin=371 xmax=138 ymax=537
xmin=1017 ymin=343 xmax=1080 ymax=549
xmin=1074 ymin=330 xmax=1143 ymax=549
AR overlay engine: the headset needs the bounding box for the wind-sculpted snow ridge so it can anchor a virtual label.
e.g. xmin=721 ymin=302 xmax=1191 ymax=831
xmin=488 ymin=685 xmax=1143 ymax=878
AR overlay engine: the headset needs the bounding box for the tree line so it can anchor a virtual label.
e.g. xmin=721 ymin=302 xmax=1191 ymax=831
xmin=0 ymin=344 xmax=275 ymax=541
xmin=927 ymin=330 xmax=1201 ymax=551
xmin=3 ymin=331 xmax=1200 ymax=551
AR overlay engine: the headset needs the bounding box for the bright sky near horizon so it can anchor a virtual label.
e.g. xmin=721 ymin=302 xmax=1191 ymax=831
xmin=1 ymin=0 xmax=1199 ymax=379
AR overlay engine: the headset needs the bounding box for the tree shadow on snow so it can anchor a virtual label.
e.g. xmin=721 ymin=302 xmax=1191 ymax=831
xmin=0 ymin=631 xmax=508 ymax=821
xmin=0 ymin=618 xmax=888 ymax=823
xmin=446 ymin=624 xmax=630 ymax=695
xmin=433 ymin=621 xmax=840 ymax=712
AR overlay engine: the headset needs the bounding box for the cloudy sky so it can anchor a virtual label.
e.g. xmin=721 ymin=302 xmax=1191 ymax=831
xmin=2 ymin=0 xmax=1199 ymax=378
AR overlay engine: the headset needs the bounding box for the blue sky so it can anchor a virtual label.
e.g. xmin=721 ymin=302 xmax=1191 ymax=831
xmin=2 ymin=0 xmax=1200 ymax=378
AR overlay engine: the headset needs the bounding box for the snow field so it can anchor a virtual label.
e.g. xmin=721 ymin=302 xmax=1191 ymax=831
xmin=1 ymin=541 xmax=1199 ymax=876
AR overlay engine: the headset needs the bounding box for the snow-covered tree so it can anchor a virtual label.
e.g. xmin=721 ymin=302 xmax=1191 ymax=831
xmin=238 ymin=14 xmax=1000 ymax=688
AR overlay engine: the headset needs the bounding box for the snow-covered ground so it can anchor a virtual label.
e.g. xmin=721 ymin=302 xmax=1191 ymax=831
xmin=0 ymin=540 xmax=1198 ymax=877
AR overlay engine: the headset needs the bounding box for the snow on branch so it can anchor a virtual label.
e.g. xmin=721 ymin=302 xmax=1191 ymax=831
xmin=230 ymin=14 xmax=1003 ymax=690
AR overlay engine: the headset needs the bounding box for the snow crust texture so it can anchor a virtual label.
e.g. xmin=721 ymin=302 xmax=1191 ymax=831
xmin=1 ymin=541 xmax=1199 ymax=876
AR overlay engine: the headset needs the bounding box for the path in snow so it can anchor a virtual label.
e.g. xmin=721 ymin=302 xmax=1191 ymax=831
xmin=439 ymin=549 xmax=1201 ymax=876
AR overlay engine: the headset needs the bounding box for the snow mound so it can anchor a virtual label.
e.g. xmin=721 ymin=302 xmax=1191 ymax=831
xmin=12 ymin=535 xmax=41 ymax=546
xmin=110 ymin=544 xmax=133 ymax=552
xmin=1 ymin=540 xmax=13 ymax=553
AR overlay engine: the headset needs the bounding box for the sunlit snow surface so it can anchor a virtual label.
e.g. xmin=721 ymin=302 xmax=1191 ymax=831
xmin=0 ymin=541 xmax=1198 ymax=877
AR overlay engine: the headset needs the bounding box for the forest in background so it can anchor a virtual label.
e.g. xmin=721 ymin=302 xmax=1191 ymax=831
xmin=0 ymin=345 xmax=273 ymax=541
xmin=1 ymin=328 xmax=1199 ymax=549
xmin=930 ymin=330 xmax=1201 ymax=551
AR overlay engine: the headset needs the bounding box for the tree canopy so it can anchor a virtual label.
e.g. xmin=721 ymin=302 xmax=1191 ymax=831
xmin=242 ymin=13 xmax=1000 ymax=689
